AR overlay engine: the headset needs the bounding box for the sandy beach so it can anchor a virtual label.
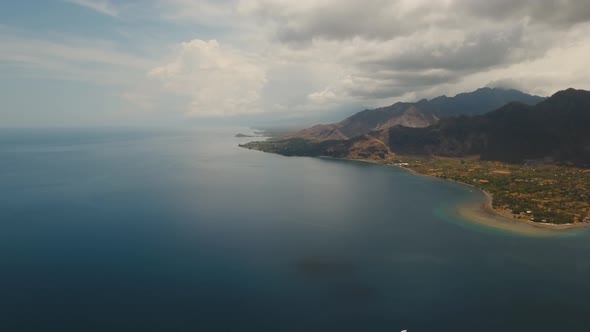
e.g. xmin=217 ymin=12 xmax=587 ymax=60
xmin=454 ymin=192 xmax=583 ymax=236
xmin=326 ymin=156 xmax=590 ymax=235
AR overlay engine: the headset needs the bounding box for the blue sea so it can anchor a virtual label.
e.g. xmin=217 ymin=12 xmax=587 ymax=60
xmin=1 ymin=127 xmax=590 ymax=332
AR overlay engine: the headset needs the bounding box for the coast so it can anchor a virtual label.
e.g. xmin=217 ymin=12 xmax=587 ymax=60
xmin=322 ymin=156 xmax=589 ymax=234
xmin=455 ymin=188 xmax=586 ymax=236
xmin=242 ymin=137 xmax=589 ymax=232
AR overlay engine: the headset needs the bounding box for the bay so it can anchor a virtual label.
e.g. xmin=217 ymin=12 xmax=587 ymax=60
xmin=1 ymin=127 xmax=589 ymax=332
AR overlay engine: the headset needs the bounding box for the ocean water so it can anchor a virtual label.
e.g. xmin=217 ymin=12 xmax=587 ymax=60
xmin=1 ymin=127 xmax=590 ymax=332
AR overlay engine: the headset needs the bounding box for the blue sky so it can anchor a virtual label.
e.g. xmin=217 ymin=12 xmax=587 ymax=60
xmin=2 ymin=0 xmax=590 ymax=127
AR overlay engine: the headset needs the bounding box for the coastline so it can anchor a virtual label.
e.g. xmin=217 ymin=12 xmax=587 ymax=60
xmin=321 ymin=156 xmax=589 ymax=233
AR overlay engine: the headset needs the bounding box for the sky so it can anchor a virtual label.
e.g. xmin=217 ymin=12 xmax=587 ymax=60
xmin=1 ymin=0 xmax=590 ymax=127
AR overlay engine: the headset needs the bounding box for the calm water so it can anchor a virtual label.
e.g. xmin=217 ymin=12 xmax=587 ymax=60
xmin=1 ymin=127 xmax=590 ymax=332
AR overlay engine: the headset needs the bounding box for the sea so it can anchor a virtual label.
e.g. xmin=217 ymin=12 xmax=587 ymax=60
xmin=1 ymin=127 xmax=590 ymax=332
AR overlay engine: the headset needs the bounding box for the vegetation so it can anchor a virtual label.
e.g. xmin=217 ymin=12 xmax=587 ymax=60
xmin=241 ymin=88 xmax=590 ymax=226
xmin=235 ymin=133 xmax=255 ymax=138
xmin=240 ymin=138 xmax=346 ymax=157
xmin=386 ymin=89 xmax=590 ymax=166
xmin=385 ymin=156 xmax=590 ymax=225
xmin=281 ymin=87 xmax=544 ymax=142
xmin=242 ymin=139 xmax=590 ymax=225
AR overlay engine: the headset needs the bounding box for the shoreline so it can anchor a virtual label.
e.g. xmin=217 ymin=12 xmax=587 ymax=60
xmin=320 ymin=156 xmax=589 ymax=233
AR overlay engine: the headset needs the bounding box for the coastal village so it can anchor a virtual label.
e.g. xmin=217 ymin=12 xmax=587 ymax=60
xmin=242 ymin=138 xmax=590 ymax=226
xmin=387 ymin=156 xmax=590 ymax=225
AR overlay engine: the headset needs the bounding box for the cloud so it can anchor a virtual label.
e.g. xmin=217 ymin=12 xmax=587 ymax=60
xmin=243 ymin=0 xmax=590 ymax=43
xmin=456 ymin=0 xmax=590 ymax=27
xmin=63 ymin=0 xmax=119 ymax=17
xmin=133 ymin=0 xmax=590 ymax=117
xmin=0 ymin=35 xmax=153 ymax=85
xmin=240 ymin=0 xmax=590 ymax=107
xmin=148 ymin=39 xmax=267 ymax=116
xmin=361 ymin=26 xmax=527 ymax=72
xmin=6 ymin=0 xmax=590 ymax=121
xmin=485 ymin=78 xmax=527 ymax=91
xmin=460 ymin=23 xmax=590 ymax=96
xmin=242 ymin=0 xmax=452 ymax=43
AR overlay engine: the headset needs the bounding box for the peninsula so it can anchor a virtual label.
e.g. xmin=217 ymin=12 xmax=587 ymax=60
xmin=242 ymin=88 xmax=590 ymax=227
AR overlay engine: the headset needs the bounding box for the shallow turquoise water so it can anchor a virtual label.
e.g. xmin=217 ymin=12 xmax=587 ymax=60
xmin=1 ymin=127 xmax=589 ymax=332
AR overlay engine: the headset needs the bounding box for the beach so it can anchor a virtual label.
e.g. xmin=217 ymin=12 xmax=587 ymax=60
xmin=455 ymin=192 xmax=578 ymax=236
xmin=330 ymin=156 xmax=589 ymax=235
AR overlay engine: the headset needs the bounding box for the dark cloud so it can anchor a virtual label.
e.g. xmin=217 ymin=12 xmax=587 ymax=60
xmin=252 ymin=0 xmax=448 ymax=43
xmin=457 ymin=0 xmax=590 ymax=27
xmin=335 ymin=25 xmax=543 ymax=99
xmin=240 ymin=0 xmax=590 ymax=107
xmin=361 ymin=27 xmax=527 ymax=73
xmin=246 ymin=0 xmax=590 ymax=101
xmin=343 ymin=70 xmax=462 ymax=99
xmin=256 ymin=0 xmax=590 ymax=44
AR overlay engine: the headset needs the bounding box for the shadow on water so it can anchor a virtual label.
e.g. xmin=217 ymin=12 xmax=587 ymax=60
xmin=294 ymin=257 xmax=377 ymax=301
xmin=295 ymin=257 xmax=357 ymax=277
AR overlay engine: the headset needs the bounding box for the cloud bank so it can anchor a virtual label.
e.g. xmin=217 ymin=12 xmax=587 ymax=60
xmin=149 ymin=40 xmax=267 ymax=116
xmin=142 ymin=0 xmax=590 ymax=117
xmin=63 ymin=0 xmax=120 ymax=17
xmin=5 ymin=0 xmax=590 ymax=120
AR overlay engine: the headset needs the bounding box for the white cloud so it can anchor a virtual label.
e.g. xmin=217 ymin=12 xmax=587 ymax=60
xmin=158 ymin=0 xmax=236 ymax=24
xmin=148 ymin=39 xmax=267 ymax=116
xmin=129 ymin=0 xmax=590 ymax=117
xmin=0 ymin=35 xmax=154 ymax=86
xmin=63 ymin=0 xmax=119 ymax=17
xmin=5 ymin=0 xmax=590 ymax=121
xmin=0 ymin=38 xmax=151 ymax=69
xmin=459 ymin=22 xmax=590 ymax=97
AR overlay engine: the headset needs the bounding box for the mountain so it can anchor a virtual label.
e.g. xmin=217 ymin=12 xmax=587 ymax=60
xmin=281 ymin=88 xmax=545 ymax=142
xmin=243 ymin=88 xmax=590 ymax=166
xmin=385 ymin=88 xmax=590 ymax=165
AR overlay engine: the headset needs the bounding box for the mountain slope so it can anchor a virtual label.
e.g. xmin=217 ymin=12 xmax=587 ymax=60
xmin=383 ymin=88 xmax=590 ymax=165
xmin=282 ymin=88 xmax=545 ymax=142
xmin=243 ymin=88 xmax=590 ymax=166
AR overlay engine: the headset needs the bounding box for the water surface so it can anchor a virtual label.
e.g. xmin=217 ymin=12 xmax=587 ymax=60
xmin=1 ymin=127 xmax=590 ymax=332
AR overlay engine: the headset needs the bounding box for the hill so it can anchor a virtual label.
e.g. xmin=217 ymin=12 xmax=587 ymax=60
xmin=385 ymin=88 xmax=590 ymax=165
xmin=243 ymin=88 xmax=590 ymax=166
xmin=281 ymin=88 xmax=545 ymax=142
xmin=241 ymin=88 xmax=590 ymax=224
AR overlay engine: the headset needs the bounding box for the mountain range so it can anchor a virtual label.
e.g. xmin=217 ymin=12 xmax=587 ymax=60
xmin=384 ymin=88 xmax=590 ymax=164
xmin=281 ymin=87 xmax=545 ymax=141
xmin=243 ymin=88 xmax=590 ymax=166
